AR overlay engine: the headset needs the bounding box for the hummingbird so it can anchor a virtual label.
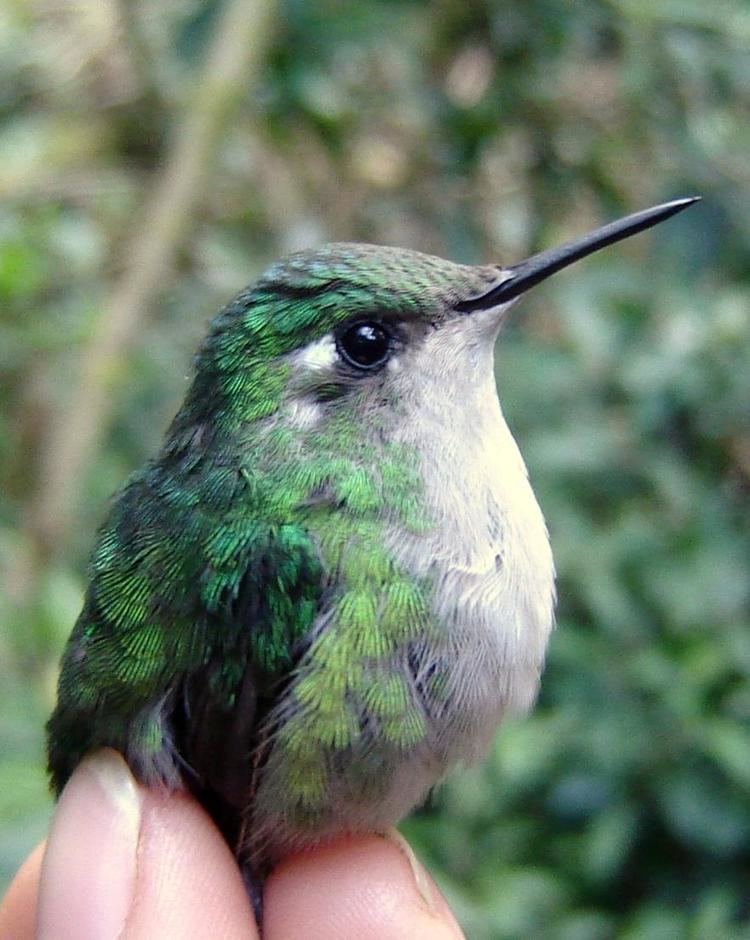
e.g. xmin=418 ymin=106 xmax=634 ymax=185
xmin=47 ymin=197 xmax=697 ymax=878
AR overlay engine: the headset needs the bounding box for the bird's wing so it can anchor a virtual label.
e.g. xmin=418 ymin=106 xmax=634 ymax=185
xmin=175 ymin=519 xmax=324 ymax=821
xmin=47 ymin=465 xmax=324 ymax=808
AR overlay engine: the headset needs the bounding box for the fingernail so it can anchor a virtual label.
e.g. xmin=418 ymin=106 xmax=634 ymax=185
xmin=384 ymin=828 xmax=438 ymax=912
xmin=384 ymin=829 xmax=465 ymax=935
xmin=37 ymin=749 xmax=142 ymax=940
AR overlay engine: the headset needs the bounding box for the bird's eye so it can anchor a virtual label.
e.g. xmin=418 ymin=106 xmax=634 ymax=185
xmin=336 ymin=321 xmax=392 ymax=370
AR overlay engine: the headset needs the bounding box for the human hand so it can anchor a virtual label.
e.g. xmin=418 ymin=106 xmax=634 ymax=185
xmin=0 ymin=749 xmax=464 ymax=939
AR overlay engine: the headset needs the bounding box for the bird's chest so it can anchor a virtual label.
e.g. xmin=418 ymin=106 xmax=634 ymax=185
xmin=251 ymin=379 xmax=556 ymax=851
xmin=387 ymin=408 xmax=556 ymax=760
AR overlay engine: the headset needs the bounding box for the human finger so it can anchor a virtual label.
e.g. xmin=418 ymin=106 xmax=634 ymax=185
xmin=264 ymin=833 xmax=465 ymax=940
xmin=35 ymin=749 xmax=256 ymax=940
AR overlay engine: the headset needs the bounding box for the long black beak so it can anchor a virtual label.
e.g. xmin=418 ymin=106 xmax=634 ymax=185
xmin=456 ymin=196 xmax=700 ymax=311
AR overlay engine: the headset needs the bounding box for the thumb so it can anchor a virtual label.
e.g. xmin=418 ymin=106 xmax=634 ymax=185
xmin=36 ymin=749 xmax=255 ymax=940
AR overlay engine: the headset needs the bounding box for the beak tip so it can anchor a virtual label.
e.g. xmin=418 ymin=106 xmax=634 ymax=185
xmin=667 ymin=194 xmax=702 ymax=212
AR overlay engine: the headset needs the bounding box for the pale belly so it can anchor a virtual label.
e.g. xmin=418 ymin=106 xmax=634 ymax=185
xmin=250 ymin=376 xmax=556 ymax=860
xmin=249 ymin=468 xmax=555 ymax=862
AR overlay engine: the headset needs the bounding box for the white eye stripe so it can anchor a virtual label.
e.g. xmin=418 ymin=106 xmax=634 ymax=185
xmin=291 ymin=335 xmax=337 ymax=371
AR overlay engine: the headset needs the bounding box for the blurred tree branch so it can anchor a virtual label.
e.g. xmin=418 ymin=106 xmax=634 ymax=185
xmin=25 ymin=0 xmax=276 ymax=562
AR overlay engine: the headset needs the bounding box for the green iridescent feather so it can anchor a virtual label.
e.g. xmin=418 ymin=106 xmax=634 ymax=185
xmin=47 ymin=244 xmax=495 ymax=858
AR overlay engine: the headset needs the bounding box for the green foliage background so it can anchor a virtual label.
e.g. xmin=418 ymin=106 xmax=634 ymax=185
xmin=1 ymin=1 xmax=748 ymax=936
